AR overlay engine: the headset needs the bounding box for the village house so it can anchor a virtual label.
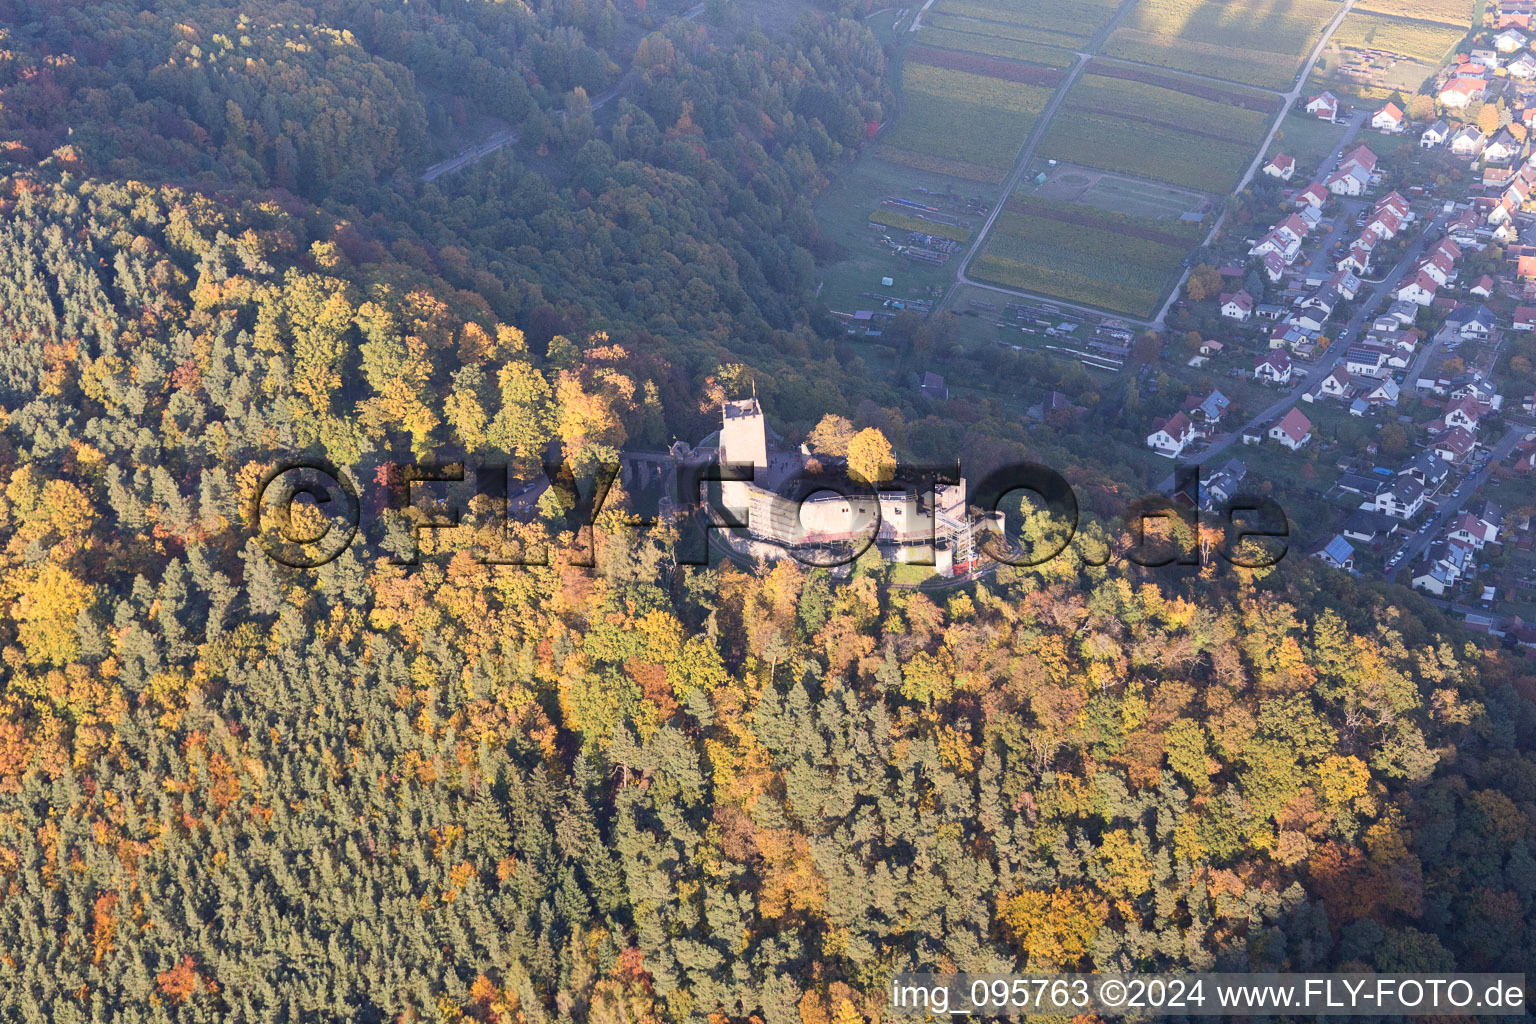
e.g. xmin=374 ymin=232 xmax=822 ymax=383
xmin=1449 ymin=371 xmax=1500 ymax=407
xmin=1448 ymin=511 xmax=1500 ymax=550
xmin=1362 ymin=377 xmax=1401 ymax=406
xmin=1470 ymin=274 xmax=1495 ymax=297
xmin=1326 ymin=163 xmax=1370 ymax=196
xmin=1249 ymin=229 xmax=1303 ymax=264
xmin=1305 ymin=92 xmax=1339 ymax=120
xmin=1442 ymin=395 xmax=1484 ymax=432
xmin=1486 ymin=128 xmax=1522 ymax=164
xmin=1433 ymin=425 xmax=1479 ymax=463
xmin=1376 ymin=476 xmax=1427 ymax=519
xmin=1448 ymin=304 xmax=1496 ymax=340
xmin=1499 ymin=1 xmax=1533 ymax=30
xmin=1412 ymin=543 xmax=1471 ymax=595
xmin=1496 ymin=27 xmax=1529 ymax=52
xmin=1146 ymin=411 xmax=1197 ymax=457
xmin=1441 ymin=78 xmax=1487 ymax=108
xmin=1295 ymin=182 xmax=1329 ymax=209
xmin=1514 ymin=304 xmax=1536 ymax=330
xmin=1328 ymin=268 xmax=1362 ymax=300
xmin=1510 ymin=51 xmax=1536 ymax=78
xmin=1263 ymin=153 xmax=1296 ymax=180
xmin=1396 ymin=270 xmax=1439 ymax=306
xmin=1219 ymin=289 xmax=1254 ymax=321
xmin=1304 ymin=366 xmax=1352 ymax=402
xmin=1345 ymin=344 xmax=1389 ymax=378
xmin=1450 ymin=125 xmax=1487 ymax=156
xmin=1269 ymin=322 xmax=1307 ymax=349
xmin=1184 ymin=389 xmax=1231 ymax=426
xmin=1254 ymin=349 xmax=1293 ymax=383
xmin=1199 ymin=458 xmax=1249 ymax=510
xmin=1260 ymin=250 xmax=1286 ymax=282
xmin=1421 ymin=120 xmax=1451 ymax=148
xmin=1343 ymin=510 xmax=1398 ymax=544
xmin=1372 ymin=102 xmax=1405 ymax=132
xmin=1403 ymin=452 xmax=1451 ymax=493
xmin=1274 ymin=213 xmax=1309 ymax=246
xmin=1314 ymin=534 xmax=1357 ymax=570
xmin=1338 ymin=243 xmax=1373 ymax=275
xmin=1268 ymin=407 xmax=1313 ymax=450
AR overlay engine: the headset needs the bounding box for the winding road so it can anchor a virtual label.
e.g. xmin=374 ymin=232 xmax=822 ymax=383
xmin=420 ymin=3 xmax=706 ymax=183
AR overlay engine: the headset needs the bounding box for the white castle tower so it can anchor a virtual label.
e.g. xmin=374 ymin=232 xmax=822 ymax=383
xmin=719 ymin=396 xmax=767 ymax=514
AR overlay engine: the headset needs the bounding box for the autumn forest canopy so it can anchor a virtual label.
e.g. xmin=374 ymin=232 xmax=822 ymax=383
xmin=0 ymin=0 xmax=1532 ymax=1021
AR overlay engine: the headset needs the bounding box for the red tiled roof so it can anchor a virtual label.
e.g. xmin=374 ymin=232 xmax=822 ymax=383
xmin=1273 ymin=408 xmax=1312 ymax=443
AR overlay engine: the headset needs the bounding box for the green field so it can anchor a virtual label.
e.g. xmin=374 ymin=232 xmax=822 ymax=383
xmin=1265 ymin=112 xmax=1349 ymax=176
xmin=926 ymin=13 xmax=1084 ymax=49
xmin=880 ymin=63 xmax=1054 ymax=181
xmin=1104 ymin=0 xmax=1339 ymax=89
xmin=915 ymin=25 xmax=1077 ymax=67
xmin=1332 ymin=10 xmax=1467 ymax=62
xmin=970 ymin=195 xmax=1201 ymax=317
xmin=1033 ymin=69 xmax=1271 ymax=193
xmin=1040 ymin=111 xmax=1253 ymax=193
xmin=930 ymin=0 xmax=1119 ymax=40
xmin=868 ymin=208 xmax=973 ymax=242
xmin=1356 ymin=0 xmax=1475 ymax=26
xmin=1065 ymin=72 xmax=1272 ymax=143
xmin=812 ymin=152 xmax=997 ymax=319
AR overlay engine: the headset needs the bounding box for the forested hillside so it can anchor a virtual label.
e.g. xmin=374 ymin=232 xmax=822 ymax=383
xmin=0 ymin=0 xmax=1533 ymax=1020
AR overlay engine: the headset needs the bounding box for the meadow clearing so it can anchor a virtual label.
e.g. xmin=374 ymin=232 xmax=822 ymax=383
xmin=1038 ymin=68 xmax=1274 ymax=193
xmin=1331 ymin=10 xmax=1469 ymax=62
xmin=1104 ymin=0 xmax=1340 ymax=89
xmin=879 ymin=62 xmax=1056 ymax=183
xmin=970 ymin=194 xmax=1203 ymax=317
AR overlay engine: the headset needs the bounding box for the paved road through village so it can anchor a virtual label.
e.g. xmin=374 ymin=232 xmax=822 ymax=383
xmin=1156 ymin=207 xmax=1454 ymax=494
xmin=1384 ymin=425 xmax=1523 ymax=581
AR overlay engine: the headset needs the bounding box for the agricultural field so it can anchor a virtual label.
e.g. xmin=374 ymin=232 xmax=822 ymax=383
xmin=914 ymin=25 xmax=1076 ymax=68
xmin=868 ymin=208 xmax=972 ymax=243
xmin=970 ymin=194 xmax=1203 ymax=317
xmin=1104 ymin=0 xmax=1340 ymax=89
xmin=1331 ymin=10 xmax=1467 ymax=62
xmin=1355 ymin=0 xmax=1476 ymax=26
xmin=925 ymin=12 xmax=1083 ymax=50
xmin=879 ymin=61 xmax=1056 ymax=183
xmin=1038 ymin=68 xmax=1272 ymax=193
xmin=812 ymin=152 xmax=997 ymax=319
xmin=929 ymin=0 xmax=1120 ymax=43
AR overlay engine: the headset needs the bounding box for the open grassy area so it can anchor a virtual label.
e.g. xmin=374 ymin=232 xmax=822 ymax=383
xmin=930 ymin=0 xmax=1119 ymax=41
xmin=1356 ymin=0 xmax=1475 ymax=27
xmin=1104 ymin=0 xmax=1339 ymax=89
xmin=970 ymin=194 xmax=1201 ymax=317
xmin=1034 ymin=164 xmax=1209 ymax=220
xmin=1266 ymin=112 xmax=1350 ymax=177
xmin=1037 ymin=65 xmax=1278 ymax=193
xmin=1332 ymin=10 xmax=1467 ymax=62
xmin=813 ymin=154 xmax=998 ymax=317
xmin=915 ymin=25 xmax=1077 ymax=67
xmin=1040 ymin=111 xmax=1254 ymax=193
xmin=924 ymin=13 xmax=1083 ymax=50
xmin=1065 ymin=70 xmax=1273 ymax=142
xmin=879 ymin=62 xmax=1055 ymax=182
